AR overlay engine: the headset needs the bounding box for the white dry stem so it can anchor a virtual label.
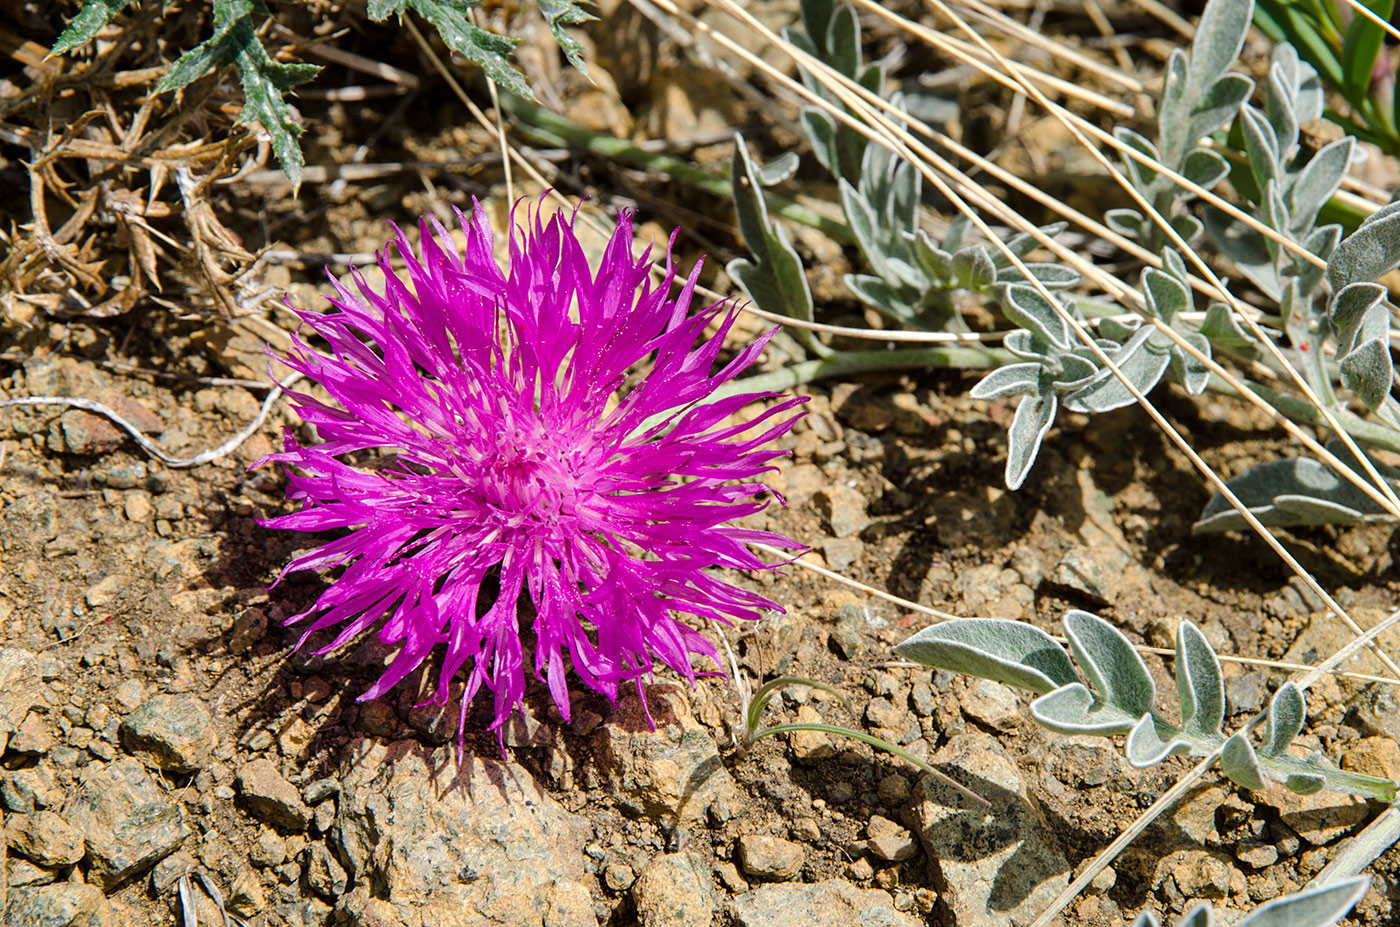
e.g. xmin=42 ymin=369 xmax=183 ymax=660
xmin=0 ymin=373 xmax=300 ymax=468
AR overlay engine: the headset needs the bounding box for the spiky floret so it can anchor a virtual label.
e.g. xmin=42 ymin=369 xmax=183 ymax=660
xmin=260 ymin=202 xmax=805 ymax=736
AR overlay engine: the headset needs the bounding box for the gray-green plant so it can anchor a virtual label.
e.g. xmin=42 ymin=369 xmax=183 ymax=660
xmin=723 ymin=0 xmax=1400 ymax=510
xmin=896 ymin=612 xmax=1397 ymax=801
xmin=51 ymin=0 xmax=593 ymax=189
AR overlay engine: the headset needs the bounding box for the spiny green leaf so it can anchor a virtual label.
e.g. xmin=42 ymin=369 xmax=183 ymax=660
xmin=51 ymin=0 xmax=130 ymax=56
xmin=398 ymin=0 xmax=531 ymax=99
xmin=154 ymin=1 xmax=321 ymax=191
xmin=535 ymin=0 xmax=595 ymax=74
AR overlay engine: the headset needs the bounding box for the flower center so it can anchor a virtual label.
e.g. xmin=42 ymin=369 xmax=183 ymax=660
xmin=479 ymin=429 xmax=582 ymax=533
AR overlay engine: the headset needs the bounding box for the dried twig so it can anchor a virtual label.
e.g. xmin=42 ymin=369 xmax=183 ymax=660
xmin=0 ymin=374 xmax=301 ymax=468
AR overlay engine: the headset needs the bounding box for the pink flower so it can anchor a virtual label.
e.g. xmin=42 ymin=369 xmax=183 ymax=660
xmin=260 ymin=202 xmax=805 ymax=738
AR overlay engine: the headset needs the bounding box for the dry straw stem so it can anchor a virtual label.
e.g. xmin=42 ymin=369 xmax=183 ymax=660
xmin=698 ymin=0 xmax=1400 ymax=531
xmin=717 ymin=0 xmax=1400 ymax=529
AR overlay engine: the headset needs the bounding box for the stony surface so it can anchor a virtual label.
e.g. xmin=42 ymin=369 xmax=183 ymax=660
xmin=736 ymin=834 xmax=805 ymax=881
xmin=0 ymin=648 xmax=39 ymax=745
xmin=235 ymin=758 xmax=312 ymax=830
xmin=729 ymin=879 xmax=921 ymax=927
xmin=7 ymin=809 xmax=86 ymax=867
xmin=65 ymin=757 xmax=189 ymax=890
xmin=591 ymin=684 xmax=739 ymax=822
xmin=335 ymin=739 xmax=597 ymax=927
xmin=631 ymin=852 xmax=715 ymax=927
xmin=1 ymin=24 xmax=1400 ymax=925
xmin=120 ymin=693 xmax=218 ymax=772
xmin=911 ymin=733 xmax=1071 ymax=926
xmin=4 ymin=883 xmax=112 ymax=927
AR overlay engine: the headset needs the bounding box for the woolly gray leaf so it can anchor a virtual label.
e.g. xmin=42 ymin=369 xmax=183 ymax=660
xmin=1183 ymin=74 xmax=1254 ymax=158
xmin=1006 ymin=387 xmax=1057 ymax=490
xmin=1125 ymin=714 xmax=1192 ymax=767
xmin=1199 ymin=302 xmax=1256 ymax=349
xmin=894 ymin=619 xmax=1079 ymax=695
xmin=1340 ymin=339 xmax=1393 ymax=410
xmin=1290 ymin=138 xmax=1354 ymax=234
xmin=1220 ymin=732 xmax=1265 ymax=789
xmin=1000 ymin=284 xmax=1069 ymax=349
xmin=1064 ymin=610 xmax=1155 ymax=719
xmin=1192 ymin=445 xmax=1400 ymax=532
xmin=1106 ymin=209 xmax=1147 ymax=240
xmin=1144 ymin=267 xmax=1191 ymax=321
xmin=1181 ymin=148 xmax=1230 ymax=190
xmin=1188 ymin=0 xmax=1253 ymax=95
xmin=1236 ymin=878 xmax=1369 ymax=927
xmin=1062 ymin=326 xmax=1173 ymax=414
xmin=952 ymin=246 xmax=997 ymax=291
xmin=755 ymin=152 xmax=800 ymax=186
xmin=971 ymin=363 xmax=1043 ymax=400
xmin=994 ymin=263 xmax=1081 ymax=290
xmin=1329 ymin=282 xmax=1387 ymax=350
xmin=839 ymin=178 xmax=890 ymax=281
xmin=1241 ymin=106 xmax=1280 ymax=190
xmin=1261 ymin=682 xmax=1306 ymax=758
xmin=1031 ymin=682 xmax=1139 ymax=735
xmin=1171 ymin=331 xmax=1211 ymax=396
xmin=1204 ymin=209 xmax=1282 ymax=299
xmin=1328 ymin=200 xmax=1400 ymax=290
xmin=1175 ymin=621 xmax=1224 ymax=737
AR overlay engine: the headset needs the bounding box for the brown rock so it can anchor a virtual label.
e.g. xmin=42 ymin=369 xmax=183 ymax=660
xmin=1342 ymin=737 xmax=1400 ymax=781
xmin=632 ymin=852 xmax=715 ymax=927
xmin=235 ymin=759 xmax=311 ymax=831
xmin=591 ymin=684 xmax=739 ymax=822
xmin=787 ymin=706 xmax=834 ymax=763
xmin=736 ymin=835 xmax=804 ymax=882
xmin=120 ymin=694 xmax=218 ymax=772
xmin=7 ymin=810 xmax=85 ymax=867
xmin=336 ymin=739 xmax=597 ymax=927
xmin=65 ymin=758 xmax=189 ymax=890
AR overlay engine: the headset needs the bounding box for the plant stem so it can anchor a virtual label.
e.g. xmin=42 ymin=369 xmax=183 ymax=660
xmin=725 ymin=345 xmax=1012 ymax=397
xmin=1213 ymin=377 xmax=1400 ymax=454
xmin=753 ymin=722 xmax=992 ymax=808
xmin=498 ymin=93 xmax=852 ymax=243
xmin=713 ymin=343 xmax=1400 ymax=456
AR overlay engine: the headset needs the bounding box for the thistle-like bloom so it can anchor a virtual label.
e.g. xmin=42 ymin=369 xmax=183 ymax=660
xmin=261 ymin=202 xmax=805 ymax=736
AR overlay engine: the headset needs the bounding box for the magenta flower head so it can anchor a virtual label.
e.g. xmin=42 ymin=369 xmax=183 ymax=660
xmin=260 ymin=200 xmax=806 ymax=739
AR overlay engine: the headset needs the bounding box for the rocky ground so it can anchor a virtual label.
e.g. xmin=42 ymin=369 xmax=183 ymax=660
xmin=5 ymin=1 xmax=1400 ymax=926
xmin=2 ymin=348 xmax=1400 ymax=927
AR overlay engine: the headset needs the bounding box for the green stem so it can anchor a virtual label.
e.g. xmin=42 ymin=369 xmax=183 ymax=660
xmin=498 ymin=93 xmax=851 ymax=243
xmin=712 ymin=343 xmax=1400 ymax=457
xmin=753 ymin=722 xmax=992 ymax=808
xmin=724 ymin=345 xmax=1012 ymax=397
xmin=1212 ymin=376 xmax=1400 ymax=454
